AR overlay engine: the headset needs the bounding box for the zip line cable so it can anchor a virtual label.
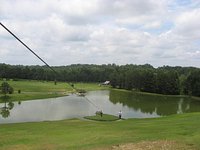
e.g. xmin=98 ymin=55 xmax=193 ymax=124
xmin=84 ymin=96 xmax=100 ymax=110
xmin=0 ymin=22 xmax=101 ymax=111
xmin=0 ymin=22 xmax=57 ymax=76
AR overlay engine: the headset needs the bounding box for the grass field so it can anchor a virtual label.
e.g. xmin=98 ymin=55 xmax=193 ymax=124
xmin=0 ymin=80 xmax=109 ymax=102
xmin=0 ymin=113 xmax=200 ymax=149
xmin=84 ymin=114 xmax=119 ymax=121
xmin=1 ymin=80 xmax=200 ymax=149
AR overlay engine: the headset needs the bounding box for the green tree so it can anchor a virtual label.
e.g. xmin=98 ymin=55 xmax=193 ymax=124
xmin=184 ymin=70 xmax=200 ymax=97
xmin=1 ymin=82 xmax=14 ymax=97
xmin=142 ymin=71 xmax=156 ymax=93
xmin=156 ymin=70 xmax=180 ymax=95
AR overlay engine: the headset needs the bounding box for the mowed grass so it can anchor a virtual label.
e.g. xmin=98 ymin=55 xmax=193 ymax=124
xmin=0 ymin=80 xmax=108 ymax=102
xmin=84 ymin=114 xmax=119 ymax=121
xmin=73 ymin=82 xmax=110 ymax=91
xmin=0 ymin=113 xmax=200 ymax=149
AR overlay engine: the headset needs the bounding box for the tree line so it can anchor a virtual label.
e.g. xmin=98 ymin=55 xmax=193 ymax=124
xmin=0 ymin=63 xmax=199 ymax=97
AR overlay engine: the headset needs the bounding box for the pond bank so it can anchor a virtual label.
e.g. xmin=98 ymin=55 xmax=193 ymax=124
xmin=84 ymin=114 xmax=119 ymax=121
xmin=1 ymin=80 xmax=199 ymax=103
xmin=0 ymin=80 xmax=109 ymax=102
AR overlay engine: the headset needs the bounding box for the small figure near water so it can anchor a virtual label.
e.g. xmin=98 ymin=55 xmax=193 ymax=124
xmin=96 ymin=110 xmax=103 ymax=117
xmin=118 ymin=110 xmax=122 ymax=119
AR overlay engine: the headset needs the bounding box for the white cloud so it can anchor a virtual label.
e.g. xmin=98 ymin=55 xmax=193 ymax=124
xmin=142 ymin=21 xmax=162 ymax=29
xmin=174 ymin=8 xmax=200 ymax=39
xmin=0 ymin=0 xmax=200 ymax=67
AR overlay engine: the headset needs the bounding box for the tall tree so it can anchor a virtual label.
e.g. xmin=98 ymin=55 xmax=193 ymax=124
xmin=184 ymin=70 xmax=200 ymax=97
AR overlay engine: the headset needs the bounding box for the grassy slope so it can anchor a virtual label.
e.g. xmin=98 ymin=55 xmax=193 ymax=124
xmin=0 ymin=113 xmax=200 ymax=150
xmin=0 ymin=80 xmax=109 ymax=102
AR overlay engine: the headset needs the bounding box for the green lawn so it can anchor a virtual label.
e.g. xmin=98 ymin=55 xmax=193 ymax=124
xmin=84 ymin=114 xmax=119 ymax=121
xmin=0 ymin=113 xmax=200 ymax=149
xmin=1 ymin=80 xmax=200 ymax=149
xmin=0 ymin=80 xmax=108 ymax=102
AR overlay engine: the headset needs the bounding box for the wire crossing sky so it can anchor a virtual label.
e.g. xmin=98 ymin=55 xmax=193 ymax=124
xmin=0 ymin=22 xmax=101 ymax=110
xmin=0 ymin=0 xmax=200 ymax=67
xmin=0 ymin=22 xmax=57 ymax=75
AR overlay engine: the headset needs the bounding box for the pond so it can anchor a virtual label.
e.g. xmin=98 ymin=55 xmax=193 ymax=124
xmin=1 ymin=90 xmax=200 ymax=124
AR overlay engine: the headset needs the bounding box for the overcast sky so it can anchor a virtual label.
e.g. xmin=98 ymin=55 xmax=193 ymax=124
xmin=0 ymin=0 xmax=200 ymax=67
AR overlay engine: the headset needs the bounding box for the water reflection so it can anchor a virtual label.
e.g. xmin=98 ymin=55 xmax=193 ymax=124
xmin=0 ymin=96 xmax=15 ymax=118
xmin=109 ymin=90 xmax=200 ymax=116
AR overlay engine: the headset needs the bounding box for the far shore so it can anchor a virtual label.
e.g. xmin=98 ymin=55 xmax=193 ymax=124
xmin=1 ymin=80 xmax=199 ymax=102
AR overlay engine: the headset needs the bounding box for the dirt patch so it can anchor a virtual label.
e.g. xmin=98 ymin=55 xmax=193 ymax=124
xmin=97 ymin=140 xmax=196 ymax=150
xmin=2 ymin=143 xmax=61 ymax=150
xmin=1 ymin=144 xmax=32 ymax=150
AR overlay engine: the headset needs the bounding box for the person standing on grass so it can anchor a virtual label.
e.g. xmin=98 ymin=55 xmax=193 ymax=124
xmin=100 ymin=110 xmax=103 ymax=117
xmin=118 ymin=110 xmax=122 ymax=119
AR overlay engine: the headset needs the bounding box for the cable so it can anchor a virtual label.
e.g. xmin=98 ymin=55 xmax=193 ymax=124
xmin=84 ymin=96 xmax=100 ymax=110
xmin=0 ymin=22 xmax=57 ymax=76
xmin=1 ymin=22 xmax=101 ymax=111
xmin=70 ymin=85 xmax=101 ymax=110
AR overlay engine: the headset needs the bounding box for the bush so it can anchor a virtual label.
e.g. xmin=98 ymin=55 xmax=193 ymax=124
xmin=8 ymin=86 xmax=14 ymax=94
xmin=18 ymin=89 xmax=21 ymax=94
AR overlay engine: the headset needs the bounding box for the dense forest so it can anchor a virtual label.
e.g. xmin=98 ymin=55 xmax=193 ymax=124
xmin=0 ymin=63 xmax=200 ymax=97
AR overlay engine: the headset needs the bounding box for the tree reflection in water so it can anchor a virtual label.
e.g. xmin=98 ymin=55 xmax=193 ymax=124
xmin=109 ymin=90 xmax=200 ymax=116
xmin=0 ymin=96 xmax=21 ymax=118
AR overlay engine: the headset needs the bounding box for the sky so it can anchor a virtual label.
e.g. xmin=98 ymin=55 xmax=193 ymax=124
xmin=0 ymin=0 xmax=200 ymax=67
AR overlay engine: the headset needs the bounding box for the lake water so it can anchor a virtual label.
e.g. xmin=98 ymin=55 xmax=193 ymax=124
xmin=1 ymin=90 xmax=200 ymax=124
